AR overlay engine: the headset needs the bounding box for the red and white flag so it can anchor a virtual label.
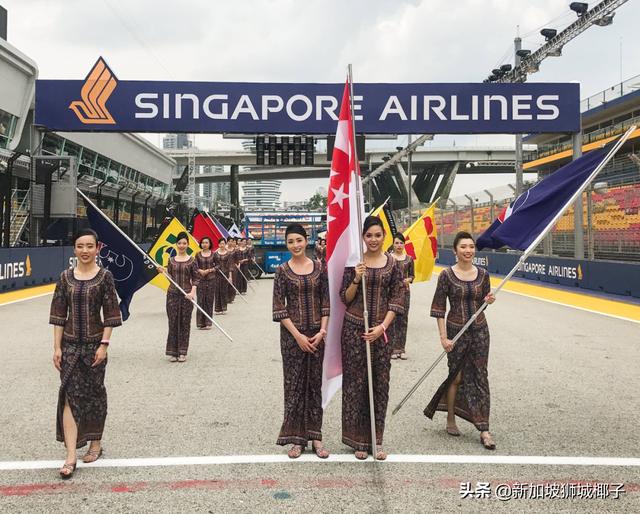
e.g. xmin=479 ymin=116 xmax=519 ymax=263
xmin=322 ymin=80 xmax=365 ymax=407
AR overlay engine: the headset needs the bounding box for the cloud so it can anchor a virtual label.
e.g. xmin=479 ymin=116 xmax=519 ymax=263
xmin=4 ymin=0 xmax=639 ymax=200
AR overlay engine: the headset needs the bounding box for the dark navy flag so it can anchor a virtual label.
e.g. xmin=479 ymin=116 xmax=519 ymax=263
xmin=477 ymin=145 xmax=610 ymax=251
xmin=85 ymin=199 xmax=158 ymax=321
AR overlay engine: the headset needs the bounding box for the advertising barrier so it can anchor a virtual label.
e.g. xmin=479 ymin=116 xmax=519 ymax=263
xmin=437 ymin=249 xmax=640 ymax=299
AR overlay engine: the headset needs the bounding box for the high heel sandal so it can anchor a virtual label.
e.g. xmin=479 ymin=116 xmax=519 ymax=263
xmin=82 ymin=447 xmax=103 ymax=463
xmin=59 ymin=461 xmax=77 ymax=479
xmin=480 ymin=432 xmax=496 ymax=450
xmin=287 ymin=444 xmax=305 ymax=459
xmin=374 ymin=448 xmax=387 ymax=461
xmin=354 ymin=450 xmax=368 ymax=460
xmin=312 ymin=441 xmax=329 ymax=459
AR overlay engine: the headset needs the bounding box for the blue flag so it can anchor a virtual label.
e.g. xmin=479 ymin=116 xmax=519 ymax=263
xmin=477 ymin=145 xmax=610 ymax=251
xmin=85 ymin=199 xmax=158 ymax=321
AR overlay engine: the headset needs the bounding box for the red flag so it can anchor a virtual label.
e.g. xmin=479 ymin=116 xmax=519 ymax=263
xmin=191 ymin=211 xmax=222 ymax=250
xmin=322 ymin=80 xmax=365 ymax=407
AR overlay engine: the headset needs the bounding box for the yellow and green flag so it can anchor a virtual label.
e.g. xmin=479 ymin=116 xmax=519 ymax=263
xmin=148 ymin=218 xmax=200 ymax=291
xmin=371 ymin=200 xmax=397 ymax=252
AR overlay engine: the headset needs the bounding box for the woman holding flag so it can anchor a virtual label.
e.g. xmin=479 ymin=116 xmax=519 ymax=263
xmin=49 ymin=228 xmax=122 ymax=478
xmin=424 ymin=231 xmax=496 ymax=449
xmin=157 ymin=231 xmax=200 ymax=362
xmin=195 ymin=236 xmax=216 ymax=330
xmin=237 ymin=238 xmax=249 ymax=294
xmin=272 ymin=224 xmax=330 ymax=459
xmin=389 ymin=233 xmax=414 ymax=360
xmin=340 ymin=216 xmax=405 ymax=460
xmin=213 ymin=238 xmax=231 ymax=315
xmin=227 ymin=238 xmax=238 ymax=303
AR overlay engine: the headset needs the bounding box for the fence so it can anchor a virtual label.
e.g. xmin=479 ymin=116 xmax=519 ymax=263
xmin=427 ymin=154 xmax=640 ymax=263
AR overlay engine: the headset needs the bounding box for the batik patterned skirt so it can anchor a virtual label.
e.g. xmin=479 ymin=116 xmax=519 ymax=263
xmin=196 ymin=279 xmax=215 ymax=328
xmin=57 ymin=341 xmax=107 ymax=448
xmin=391 ymin=289 xmax=410 ymax=354
xmin=166 ymin=292 xmax=194 ymax=356
xmin=341 ymin=318 xmax=392 ymax=451
xmin=424 ymin=324 xmax=491 ymax=431
xmin=277 ymin=326 xmax=324 ymax=446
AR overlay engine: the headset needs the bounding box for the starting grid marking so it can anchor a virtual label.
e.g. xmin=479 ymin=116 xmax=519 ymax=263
xmin=1 ymin=454 xmax=640 ymax=471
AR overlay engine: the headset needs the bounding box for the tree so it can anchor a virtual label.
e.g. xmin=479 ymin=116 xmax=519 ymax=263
xmin=307 ymin=191 xmax=327 ymax=211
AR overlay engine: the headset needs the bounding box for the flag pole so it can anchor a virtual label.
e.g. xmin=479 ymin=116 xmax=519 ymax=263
xmin=348 ymin=64 xmax=378 ymax=460
xmin=204 ymin=210 xmax=266 ymax=276
xmin=77 ymin=188 xmax=233 ymax=343
xmin=392 ymin=125 xmax=635 ymax=415
xmin=217 ymin=269 xmax=249 ymax=304
xmin=235 ymin=263 xmax=256 ymax=293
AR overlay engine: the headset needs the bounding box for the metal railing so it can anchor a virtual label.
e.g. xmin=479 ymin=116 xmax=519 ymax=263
xmin=424 ymin=159 xmax=640 ymax=263
xmin=580 ymin=73 xmax=640 ymax=112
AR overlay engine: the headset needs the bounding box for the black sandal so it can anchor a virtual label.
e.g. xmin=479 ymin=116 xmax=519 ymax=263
xmin=59 ymin=461 xmax=77 ymax=479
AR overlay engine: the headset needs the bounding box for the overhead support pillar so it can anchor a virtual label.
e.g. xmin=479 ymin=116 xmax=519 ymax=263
xmin=129 ymin=192 xmax=139 ymax=240
xmin=435 ymin=162 xmax=459 ymax=208
xmin=230 ymin=165 xmax=239 ymax=222
xmin=464 ymin=194 xmax=475 ymax=237
xmin=573 ymin=131 xmax=584 ymax=259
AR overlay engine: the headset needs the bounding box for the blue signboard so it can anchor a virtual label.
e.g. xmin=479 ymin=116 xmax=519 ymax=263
xmin=35 ymin=58 xmax=581 ymax=135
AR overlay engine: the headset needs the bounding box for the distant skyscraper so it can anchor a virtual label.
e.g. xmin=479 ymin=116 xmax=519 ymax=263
xmin=242 ymin=180 xmax=282 ymax=211
xmin=241 ymin=139 xmax=282 ymax=211
xmin=162 ymin=133 xmax=191 ymax=150
xmin=199 ymin=165 xmax=229 ymax=206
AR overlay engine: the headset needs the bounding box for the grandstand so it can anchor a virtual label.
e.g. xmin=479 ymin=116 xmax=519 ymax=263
xmin=435 ymin=74 xmax=640 ymax=263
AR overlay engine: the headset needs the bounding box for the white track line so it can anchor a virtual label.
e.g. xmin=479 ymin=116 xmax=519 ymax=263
xmin=1 ymin=454 xmax=639 ymax=471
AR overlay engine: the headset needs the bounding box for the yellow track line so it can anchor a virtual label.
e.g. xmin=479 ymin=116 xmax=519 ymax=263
xmin=0 ymin=284 xmax=56 ymax=306
xmin=433 ymin=265 xmax=640 ymax=324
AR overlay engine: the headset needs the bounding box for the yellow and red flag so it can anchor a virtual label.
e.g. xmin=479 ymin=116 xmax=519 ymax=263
xmin=403 ymin=205 xmax=437 ymax=282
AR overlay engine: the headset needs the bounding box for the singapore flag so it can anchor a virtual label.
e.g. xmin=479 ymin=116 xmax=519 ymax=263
xmin=322 ymin=80 xmax=365 ymax=408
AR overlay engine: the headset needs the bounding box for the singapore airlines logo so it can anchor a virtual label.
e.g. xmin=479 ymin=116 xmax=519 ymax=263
xmin=69 ymin=57 xmax=118 ymax=124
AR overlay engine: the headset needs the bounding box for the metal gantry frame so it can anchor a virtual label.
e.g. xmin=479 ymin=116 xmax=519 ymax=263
xmin=363 ymin=0 xmax=630 ymax=225
xmin=499 ymin=0 xmax=630 ymax=84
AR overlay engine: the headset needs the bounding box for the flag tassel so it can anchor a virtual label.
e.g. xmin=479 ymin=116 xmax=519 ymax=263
xmin=392 ymin=125 xmax=635 ymax=415
xmin=77 ymin=188 xmax=234 ymax=343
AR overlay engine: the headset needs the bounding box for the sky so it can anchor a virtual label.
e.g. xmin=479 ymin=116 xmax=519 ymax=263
xmin=4 ymin=0 xmax=640 ymax=202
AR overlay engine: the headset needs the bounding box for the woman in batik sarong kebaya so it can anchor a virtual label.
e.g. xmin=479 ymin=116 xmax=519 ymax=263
xmin=272 ymin=223 xmax=330 ymax=459
xmin=424 ymin=231 xmax=497 ymax=450
xmin=50 ymin=228 xmax=122 ymax=479
xmin=157 ymin=231 xmax=199 ymax=363
xmin=195 ymin=237 xmax=216 ymax=330
xmin=226 ymin=237 xmax=238 ymax=303
xmin=340 ymin=216 xmax=405 ymax=461
xmin=237 ymin=238 xmax=249 ymax=294
xmin=213 ymin=238 xmax=232 ymax=314
xmin=389 ymin=233 xmax=414 ymax=361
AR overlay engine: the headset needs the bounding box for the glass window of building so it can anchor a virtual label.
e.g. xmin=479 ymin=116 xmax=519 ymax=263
xmin=79 ymin=149 xmax=96 ymax=176
xmin=108 ymin=160 xmax=121 ymax=184
xmin=42 ymin=133 xmax=64 ymax=155
xmin=95 ymin=156 xmax=109 ymax=181
xmin=0 ymin=109 xmax=17 ymax=149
